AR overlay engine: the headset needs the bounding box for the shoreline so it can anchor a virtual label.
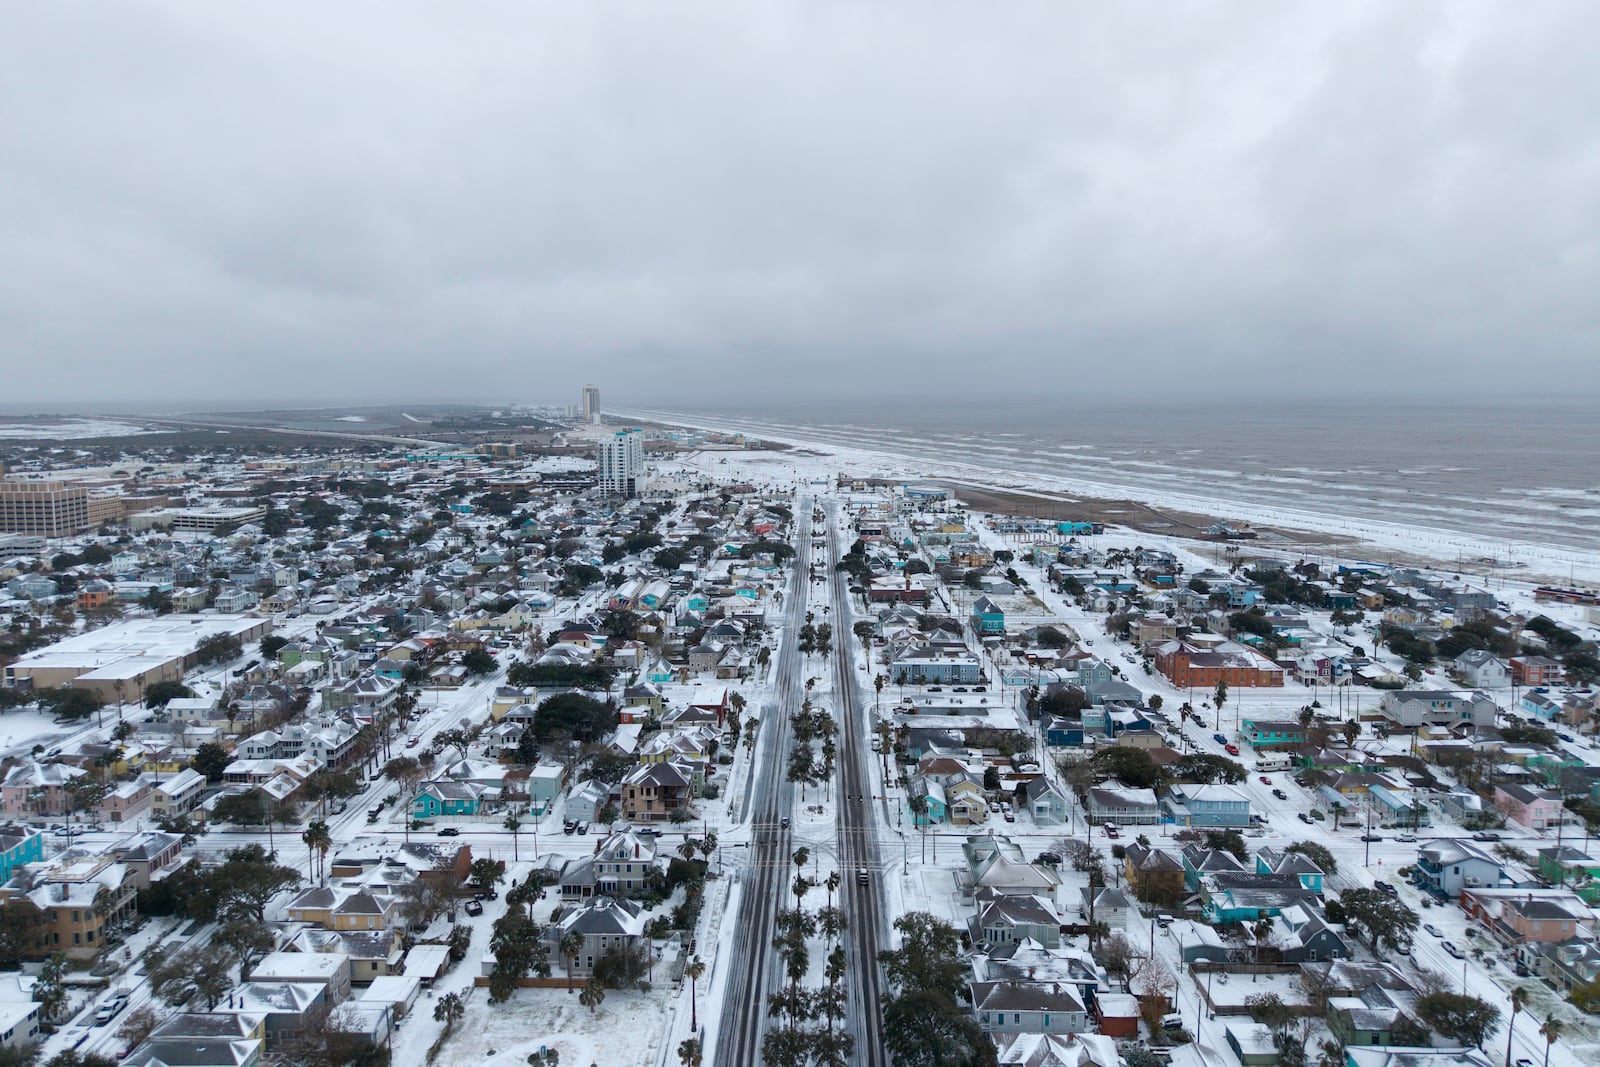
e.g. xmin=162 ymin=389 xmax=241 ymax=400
xmin=626 ymin=407 xmax=1600 ymax=585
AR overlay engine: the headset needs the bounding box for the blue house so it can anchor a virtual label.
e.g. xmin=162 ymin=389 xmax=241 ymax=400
xmin=1255 ymin=846 xmax=1325 ymax=894
xmin=1238 ymin=718 xmax=1308 ymax=750
xmin=1043 ymin=716 xmax=1083 ymax=748
xmin=908 ymin=780 xmax=948 ymax=825
xmin=970 ymin=597 xmax=1006 ymax=636
xmin=1162 ymin=784 xmax=1251 ymax=827
xmin=412 ymin=780 xmax=486 ymax=820
xmin=0 ymin=829 xmax=43 ymax=884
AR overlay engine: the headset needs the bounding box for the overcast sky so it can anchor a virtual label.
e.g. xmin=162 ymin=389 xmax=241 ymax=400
xmin=2 ymin=2 xmax=1597 ymax=411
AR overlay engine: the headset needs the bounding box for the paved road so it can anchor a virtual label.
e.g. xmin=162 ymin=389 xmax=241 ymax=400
xmin=716 ymin=496 xmax=808 ymax=1065
xmin=824 ymin=501 xmax=887 ymax=1067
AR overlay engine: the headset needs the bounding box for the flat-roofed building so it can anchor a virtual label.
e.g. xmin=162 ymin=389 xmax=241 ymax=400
xmin=0 ymin=479 xmax=89 ymax=536
xmin=3 ymin=614 xmax=272 ymax=701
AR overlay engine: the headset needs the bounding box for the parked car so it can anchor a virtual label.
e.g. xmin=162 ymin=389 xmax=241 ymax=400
xmin=1002 ymin=810 xmax=1015 ymax=823
xmin=463 ymin=900 xmax=484 ymax=917
xmin=1213 ymin=733 xmax=1228 ymax=746
xmin=437 ymin=827 xmax=461 ymax=837
xmin=1035 ymin=852 xmax=1061 ymax=866
xmin=1374 ymin=880 xmax=1397 ymax=897
xmin=1423 ymin=924 xmax=1443 ymax=937
xmin=1442 ymin=941 xmax=1465 ymax=959
xmin=1103 ymin=822 xmax=1120 ymax=839
xmin=1224 ymin=744 xmax=1240 ymax=756
xmin=1259 ymin=776 xmax=1272 ymax=785
xmin=94 ymin=994 xmax=129 ymax=1026
xmin=1299 ymin=812 xmax=1314 ymax=824
xmin=1272 ymin=789 xmax=1288 ymax=800
xmin=1396 ymin=833 xmax=1416 ymax=842
xmin=1361 ymin=833 xmax=1384 ymax=842
xmin=1472 ymin=831 xmax=1502 ymax=842
xmin=563 ymin=820 xmax=578 ymax=834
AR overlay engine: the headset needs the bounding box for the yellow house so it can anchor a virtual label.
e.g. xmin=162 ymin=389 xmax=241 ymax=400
xmin=286 ymin=886 xmax=398 ymax=932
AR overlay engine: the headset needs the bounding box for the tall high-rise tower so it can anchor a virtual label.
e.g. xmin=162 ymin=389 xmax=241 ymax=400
xmin=581 ymin=384 xmax=601 ymax=424
xmin=597 ymin=429 xmax=644 ymax=497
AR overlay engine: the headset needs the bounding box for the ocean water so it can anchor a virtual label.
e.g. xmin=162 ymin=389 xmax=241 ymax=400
xmin=648 ymin=399 xmax=1600 ymax=556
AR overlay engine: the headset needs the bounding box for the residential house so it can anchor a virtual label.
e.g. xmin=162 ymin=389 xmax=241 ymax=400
xmin=541 ymin=896 xmax=647 ymax=979
xmin=1153 ymin=638 xmax=1285 ymax=688
xmin=152 ymin=767 xmax=208 ymax=819
xmin=0 ymin=829 xmax=43 ymax=885
xmin=620 ymin=760 xmax=695 ymax=823
xmin=1084 ymin=783 xmax=1159 ymax=826
xmin=1377 ymin=690 xmax=1497 ymax=729
xmin=1537 ymin=847 xmax=1600 ymax=904
xmin=970 ymin=892 xmax=1063 ymax=950
xmin=1412 ymin=839 xmax=1503 ymax=899
xmin=1459 ymin=888 xmax=1592 ymax=946
xmin=1199 ymin=871 xmax=1318 ymax=926
xmin=1021 ymin=777 xmax=1070 ymax=826
xmin=1510 ymin=656 xmax=1564 ymax=687
xmin=971 ymin=982 xmax=1090 ymax=1036
xmin=1268 ymin=903 xmax=1349 ymax=963
xmin=1255 ymin=847 xmax=1325 ymax=894
xmin=1162 ymin=784 xmax=1251 ymax=828
xmin=1238 ymin=718 xmax=1308 ymax=749
xmin=971 ymin=597 xmax=1006 ymax=636
xmin=0 ymin=760 xmax=87 ymax=817
xmin=411 ymin=780 xmax=488 ymax=820
xmin=249 ymin=949 xmax=353 ymax=1004
xmin=1494 ymin=784 xmax=1564 ymax=831
xmin=1452 ymin=651 xmax=1510 ymax=690
xmin=593 ymin=830 xmax=659 ymax=895
xmin=1122 ymin=842 xmax=1186 ymax=906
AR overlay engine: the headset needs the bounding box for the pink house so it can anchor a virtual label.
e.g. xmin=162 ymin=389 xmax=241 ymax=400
xmin=1495 ymin=784 xmax=1565 ymax=830
xmin=0 ymin=761 xmax=88 ymax=817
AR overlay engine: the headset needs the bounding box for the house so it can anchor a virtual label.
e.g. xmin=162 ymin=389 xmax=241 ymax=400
xmin=250 ymin=949 xmax=353 ymax=1003
xmin=1510 ymin=656 xmax=1564 ymax=687
xmin=1412 ymin=839 xmax=1503 ymax=899
xmin=125 ymin=1013 xmax=266 ymax=1067
xmin=15 ymin=857 xmax=137 ymax=960
xmin=1459 ymin=888 xmax=1592 ymax=945
xmin=1162 ymin=784 xmax=1251 ymax=827
xmin=1199 ymin=871 xmax=1318 ymax=926
xmin=1021 ymin=777 xmax=1070 ymax=826
xmin=1255 ymin=847 xmax=1325 ymax=894
xmin=411 ymin=780 xmax=487 ymax=820
xmin=212 ymin=982 xmax=327 ymax=1051
xmin=1377 ymin=690 xmax=1497 ymax=729
xmin=1537 ymin=847 xmax=1600 ymax=904
xmin=1238 ymin=718 xmax=1308 ymax=749
xmin=961 ymin=836 xmax=1063 ymax=899
xmin=0 ymin=760 xmax=87 ymax=816
xmin=971 ymin=596 xmax=1006 ymax=636
xmin=1084 ymin=783 xmax=1159 ymax=825
xmin=0 ymin=829 xmax=43 ymax=885
xmin=541 ymin=896 xmax=647 ymax=979
xmin=0 ymin=978 xmax=41 ymax=1053
xmin=1518 ymin=937 xmax=1600 ymax=995
xmin=592 ymin=830 xmax=659 ymax=895
xmin=970 ymin=892 xmax=1063 ymax=949
xmin=1268 ymin=903 xmax=1349 ymax=963
xmin=1494 ymin=783 xmax=1564 ymax=831
xmin=152 ymin=767 xmax=208 ymax=819
xmin=620 ymin=760 xmax=695 ymax=822
xmin=1181 ymin=845 xmax=1247 ymax=893
xmin=1453 ymin=650 xmax=1510 ymax=689
xmin=971 ymin=981 xmax=1090 ymax=1035
xmin=1123 ymin=842 xmax=1186 ymax=906
xmin=108 ymin=831 xmax=186 ymax=889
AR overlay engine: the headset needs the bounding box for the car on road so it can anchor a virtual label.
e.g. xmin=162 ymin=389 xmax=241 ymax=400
xmin=1472 ymin=831 xmax=1502 ymax=842
xmin=94 ymin=994 xmax=129 ymax=1026
xmin=1374 ymin=880 xmax=1397 ymax=897
xmin=463 ymin=900 xmax=484 ymax=917
xmin=1224 ymin=743 xmax=1240 ymax=756
xmin=1424 ymin=924 xmax=1443 ymax=937
xmin=1259 ymin=776 xmax=1272 ymax=785
xmin=406 ymin=737 xmax=420 ymax=747
xmin=1396 ymin=833 xmax=1417 ymax=842
xmin=1035 ymin=852 xmax=1061 ymax=866
xmin=1299 ymin=812 xmax=1314 ymax=824
xmin=1102 ymin=823 xmax=1119 ymax=839
xmin=1213 ymin=733 xmax=1228 ymax=745
xmin=1273 ymin=789 xmax=1288 ymax=800
xmin=1361 ymin=833 xmax=1384 ymax=842
xmin=780 ymin=817 xmax=790 ymax=829
xmin=437 ymin=827 xmax=461 ymax=837
xmin=856 ymin=868 xmax=869 ymax=886
xmin=1442 ymin=941 xmax=1465 ymax=959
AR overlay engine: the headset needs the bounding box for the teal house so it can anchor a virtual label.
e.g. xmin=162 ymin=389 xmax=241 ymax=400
xmin=970 ymin=596 xmax=1006 ymax=635
xmin=908 ymin=780 xmax=948 ymax=825
xmin=412 ymin=781 xmax=486 ymax=820
xmin=0 ymin=829 xmax=43 ymax=884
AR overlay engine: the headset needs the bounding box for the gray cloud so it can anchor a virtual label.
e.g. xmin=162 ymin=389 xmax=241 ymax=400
xmin=2 ymin=2 xmax=1597 ymax=409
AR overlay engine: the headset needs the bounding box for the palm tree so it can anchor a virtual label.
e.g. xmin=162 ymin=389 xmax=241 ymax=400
xmin=825 ymin=870 xmax=841 ymax=910
xmin=432 ymin=991 xmax=464 ymax=1035
xmin=677 ymin=1039 xmax=703 ymax=1067
xmin=560 ymin=930 xmax=583 ymax=993
xmin=684 ymin=955 xmax=705 ymax=1031
xmin=578 ymin=975 xmax=605 ymax=1014
xmin=302 ymin=819 xmax=332 ymax=885
xmin=1507 ymin=986 xmax=1529 ymax=1067
xmin=1539 ymin=1014 xmax=1563 ymax=1067
xmin=792 ymin=873 xmax=811 ymax=911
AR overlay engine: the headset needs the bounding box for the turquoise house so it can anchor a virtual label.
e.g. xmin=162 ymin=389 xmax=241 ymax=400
xmin=908 ymin=781 xmax=947 ymax=826
xmin=412 ymin=781 xmax=486 ymax=820
xmin=0 ymin=829 xmax=43 ymax=884
xmin=970 ymin=596 xmax=1006 ymax=635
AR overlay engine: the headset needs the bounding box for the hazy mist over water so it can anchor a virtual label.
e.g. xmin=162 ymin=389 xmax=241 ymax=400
xmin=656 ymin=398 xmax=1600 ymax=554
